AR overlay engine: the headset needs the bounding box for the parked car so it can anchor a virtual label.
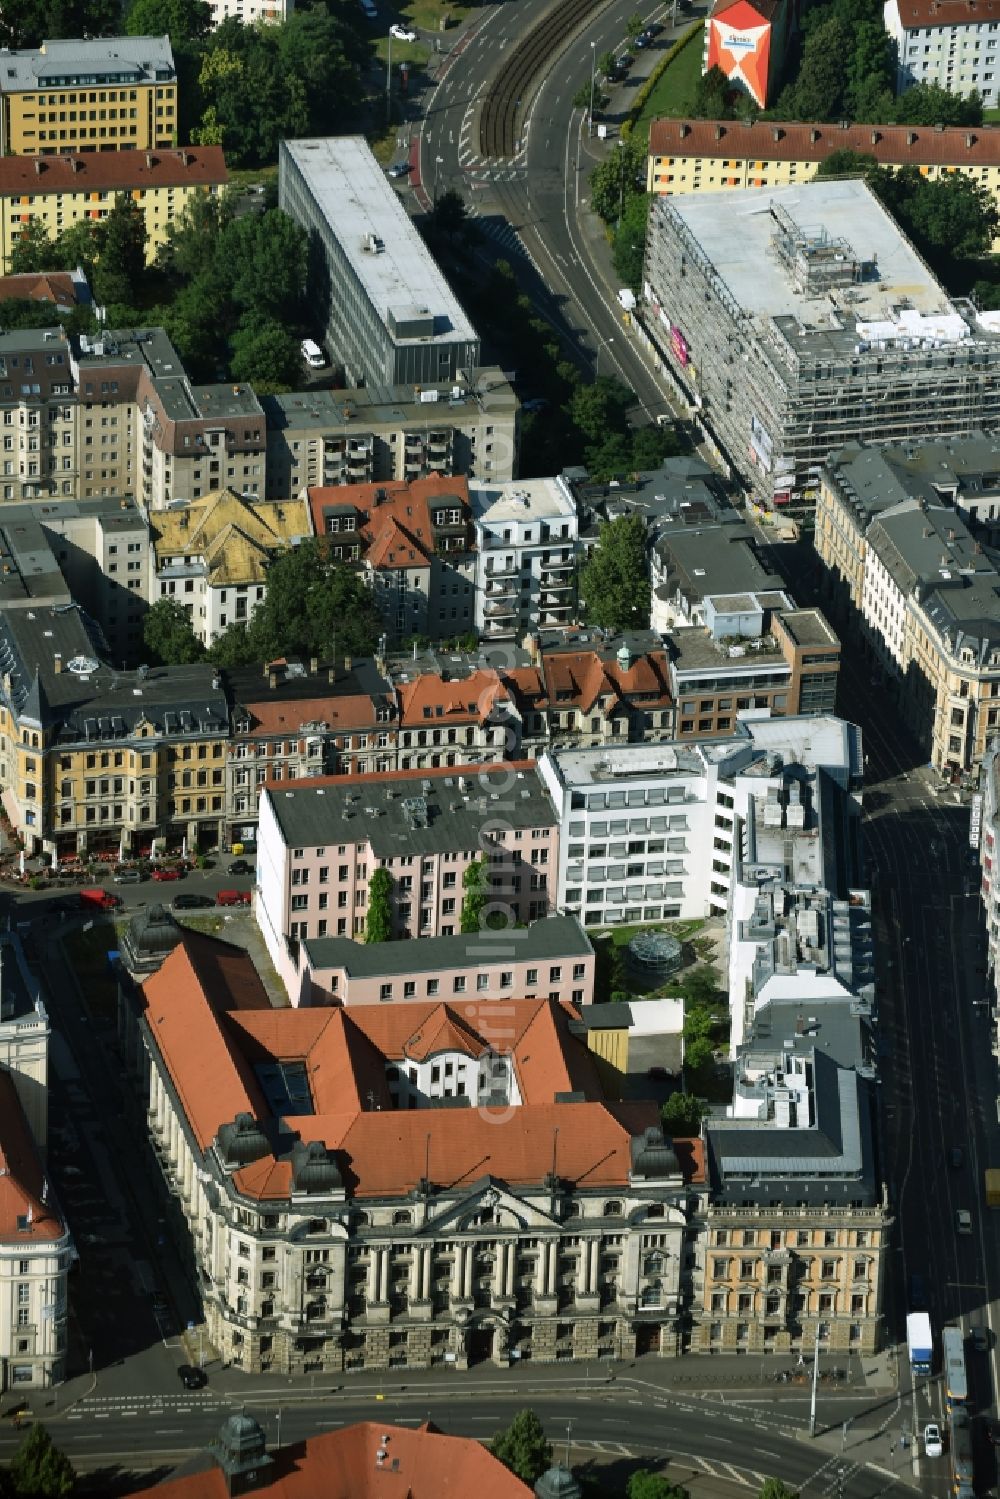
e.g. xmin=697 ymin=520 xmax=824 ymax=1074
xmin=635 ymin=29 xmax=653 ymax=45
xmin=113 ymin=867 xmax=143 ymax=885
xmin=389 ymin=22 xmax=416 ymax=39
xmin=970 ymin=1325 xmax=989 ymax=1353
xmin=228 ymin=859 xmax=252 ymax=876
xmin=152 ymin=867 xmax=182 ymax=882
xmin=177 ymin=1365 xmax=208 ymax=1390
xmin=956 ymin=1208 xmax=973 ymax=1234
xmin=923 ymin=1423 xmax=943 ymax=1459
xmin=172 ymin=893 xmax=214 ymax=911
xmin=217 ymin=890 xmax=251 ymax=907
xmin=387 ymin=160 xmax=411 ymax=179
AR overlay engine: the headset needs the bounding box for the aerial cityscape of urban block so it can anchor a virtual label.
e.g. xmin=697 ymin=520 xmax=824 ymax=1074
xmin=0 ymin=0 xmax=994 ymax=1493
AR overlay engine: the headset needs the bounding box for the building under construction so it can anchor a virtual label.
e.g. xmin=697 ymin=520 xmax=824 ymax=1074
xmin=642 ymin=178 xmax=1000 ymax=510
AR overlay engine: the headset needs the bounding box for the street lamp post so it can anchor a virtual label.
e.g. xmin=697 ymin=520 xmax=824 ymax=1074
xmin=596 ymin=337 xmax=613 ymax=379
xmin=808 ymin=1327 xmax=822 ymax=1437
xmin=589 ymin=42 xmax=596 ymax=137
xmin=433 ymin=154 xmax=444 ymax=212
xmin=386 ymin=32 xmax=392 ymax=129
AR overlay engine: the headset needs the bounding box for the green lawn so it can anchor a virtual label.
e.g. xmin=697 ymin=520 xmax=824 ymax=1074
xmin=986 ymin=107 xmax=1000 ymax=123
xmin=632 ymin=25 xmax=705 ymax=143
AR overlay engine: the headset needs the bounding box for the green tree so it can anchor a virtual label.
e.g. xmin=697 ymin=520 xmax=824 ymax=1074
xmin=225 ymin=209 xmax=308 ymax=323
xmin=92 ymin=195 xmax=147 ymax=308
xmin=759 ymin=1481 xmax=799 ymax=1499
xmin=893 ymin=81 xmax=982 ymax=126
xmin=589 ymin=136 xmax=646 ymax=224
xmin=612 ymin=192 xmax=649 ymax=290
xmin=681 ymin=965 xmax=720 ymax=1006
xmin=490 ymin=1410 xmax=553 ymax=1484
xmin=690 ymin=64 xmax=735 ymax=119
xmin=460 ymin=855 xmax=490 ymax=934
xmin=207 ymin=621 xmax=254 ymax=668
xmin=246 ymin=538 xmax=380 ymax=662
xmin=1 ymin=0 xmax=118 ymax=47
xmin=9 ymin=1423 xmax=75 ymax=1498
xmin=868 ymin=164 xmax=999 ymax=270
xmin=229 ymin=316 xmax=301 ymax=394
xmin=142 ymin=598 xmax=205 ymax=666
xmin=684 ymin=1034 xmax=714 ymax=1071
xmin=628 ymin=1473 xmax=691 ymax=1499
xmin=125 ymin=0 xmax=212 ymax=43
xmin=598 ymin=49 xmax=617 ymax=77
xmin=661 ymin=1091 xmax=705 ymax=1135
xmin=433 ymin=188 xmax=469 ymax=238
xmin=569 ymin=377 xmax=633 ymax=444
xmin=9 ymin=221 xmax=59 ymax=275
xmin=775 ymin=13 xmax=849 ymax=120
xmin=625 ymin=11 xmax=644 ymax=38
xmin=816 ymin=149 xmax=877 ymax=179
xmin=365 ymin=867 xmax=393 ymax=943
xmin=631 ymin=422 xmax=680 ymax=472
xmin=579 ymin=514 xmax=650 ymax=632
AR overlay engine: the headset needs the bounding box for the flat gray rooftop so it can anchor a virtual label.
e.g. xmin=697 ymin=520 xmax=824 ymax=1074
xmin=0 ymin=35 xmax=175 ymax=91
xmin=282 ymin=137 xmax=477 ymax=349
xmin=264 ymin=367 xmax=515 ymax=433
xmin=669 ymin=627 xmax=786 ymax=671
xmin=304 ymin=912 xmax=591 ymax=976
xmin=267 ymin=763 xmax=557 ymax=855
xmin=664 ymin=178 xmax=954 ymax=325
xmin=777 ymin=610 xmax=838 ymax=648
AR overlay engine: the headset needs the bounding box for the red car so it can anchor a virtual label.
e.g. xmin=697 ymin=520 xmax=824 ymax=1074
xmin=151 ymin=867 xmax=182 ymax=882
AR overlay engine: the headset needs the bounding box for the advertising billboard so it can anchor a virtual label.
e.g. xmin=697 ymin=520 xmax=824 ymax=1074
xmin=706 ymin=0 xmax=772 ymax=108
xmin=670 ymin=325 xmax=690 ymax=367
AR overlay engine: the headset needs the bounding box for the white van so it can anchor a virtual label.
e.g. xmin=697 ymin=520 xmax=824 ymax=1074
xmin=301 ymin=338 xmax=326 ymax=369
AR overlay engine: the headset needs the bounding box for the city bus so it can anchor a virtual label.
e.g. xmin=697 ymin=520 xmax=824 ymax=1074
xmin=942 ymin=1325 xmax=969 ymax=1409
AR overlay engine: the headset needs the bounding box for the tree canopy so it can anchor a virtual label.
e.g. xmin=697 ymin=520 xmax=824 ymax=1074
xmin=126 ymin=0 xmax=213 ymax=43
xmin=579 ymin=515 xmax=650 ymax=632
xmin=628 ymin=1474 xmax=691 ymax=1499
xmin=142 ymin=598 xmax=206 ymax=667
xmin=490 ymin=1410 xmax=553 ymax=1484
xmin=365 ymin=867 xmax=393 ymax=943
xmin=661 ymin=1091 xmax=705 ymax=1135
xmin=868 ymin=164 xmax=1000 ymax=272
xmin=759 ymin=1481 xmax=799 ymax=1499
xmin=460 ymin=856 xmax=490 ymax=934
xmin=234 ymin=539 xmax=380 ymax=665
xmin=0 ymin=0 xmax=118 ymax=47
xmin=8 ymin=1423 xmax=76 ymax=1498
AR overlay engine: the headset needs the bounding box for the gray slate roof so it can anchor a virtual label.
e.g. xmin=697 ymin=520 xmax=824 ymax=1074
xmin=266 ymin=763 xmax=557 ymax=857
xmin=0 ymin=36 xmax=175 ymax=91
xmin=303 ymin=912 xmax=592 ymax=976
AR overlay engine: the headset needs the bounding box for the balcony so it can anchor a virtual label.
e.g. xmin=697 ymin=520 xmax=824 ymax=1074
xmin=484 ymin=559 xmax=518 ymax=577
xmin=485 ymin=599 xmax=517 ymax=618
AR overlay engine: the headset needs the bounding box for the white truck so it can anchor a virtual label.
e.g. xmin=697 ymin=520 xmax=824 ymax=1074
xmin=616 ymin=288 xmax=637 ymax=312
xmin=907 ymin=1310 xmax=933 ymax=1375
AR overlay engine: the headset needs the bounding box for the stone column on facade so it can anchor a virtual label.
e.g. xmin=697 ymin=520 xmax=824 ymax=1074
xmin=462 ymin=1245 xmax=473 ymax=1300
xmin=535 ymin=1246 xmax=548 ymax=1297
xmin=503 ymin=1242 xmax=515 ymax=1298
xmin=545 ymin=1241 xmax=557 ymax=1295
xmin=589 ymin=1239 xmax=600 ymax=1293
xmin=577 ymin=1243 xmax=590 ymax=1297
xmin=419 ymin=1246 xmax=431 ymax=1301
xmin=366 ymin=1250 xmax=379 ymax=1305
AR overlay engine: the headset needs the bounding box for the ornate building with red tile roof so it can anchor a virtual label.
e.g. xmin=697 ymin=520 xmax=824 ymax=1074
xmin=119 ymin=929 xmax=705 ymax=1375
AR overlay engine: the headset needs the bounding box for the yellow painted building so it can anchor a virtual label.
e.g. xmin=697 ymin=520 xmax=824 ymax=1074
xmin=647 ymin=118 xmax=1000 ymax=250
xmin=0 ymin=36 xmax=177 ymax=157
xmin=0 ymin=147 xmax=228 ymax=274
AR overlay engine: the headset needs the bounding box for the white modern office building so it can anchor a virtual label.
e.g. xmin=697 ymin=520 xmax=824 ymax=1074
xmin=536 ymin=716 xmax=864 ymax=930
xmin=278 ymin=137 xmax=481 ymax=389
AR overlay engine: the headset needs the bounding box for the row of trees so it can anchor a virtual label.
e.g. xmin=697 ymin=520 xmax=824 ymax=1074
xmin=142 ymin=538 xmax=382 ymax=670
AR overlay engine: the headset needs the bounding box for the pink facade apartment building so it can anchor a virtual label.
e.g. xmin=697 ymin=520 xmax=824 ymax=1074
xmin=285 ymin=911 xmax=595 ymax=1008
xmin=256 ymin=760 xmax=560 ymax=982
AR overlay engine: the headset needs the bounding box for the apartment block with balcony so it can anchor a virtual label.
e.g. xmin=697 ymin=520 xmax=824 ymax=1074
xmin=885 ymin=0 xmax=1000 ymax=108
xmin=0 ymin=35 xmax=177 ymax=157
xmin=307 ymin=474 xmax=476 ymax=643
xmin=975 ymin=741 xmax=1000 ymax=1054
xmin=471 ymin=477 xmax=579 ymax=640
xmin=118 ymin=928 xmax=705 ymax=1374
xmin=262 ymin=369 xmax=518 ymax=498
xmin=288 ymin=911 xmax=595 ymax=1009
xmin=816 ymin=440 xmax=1000 ymax=773
xmin=255 ymin=760 xmax=559 ymax=968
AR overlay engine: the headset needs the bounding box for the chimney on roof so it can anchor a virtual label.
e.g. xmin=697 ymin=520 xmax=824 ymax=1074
xmin=145 ymin=151 xmax=154 ymax=168
xmin=344 ymin=654 xmax=352 ymax=674
xmin=810 ymin=128 xmax=820 ymax=144
xmin=70 ymin=156 xmax=81 ymax=172
xmin=871 ymin=130 xmax=880 ymax=145
xmin=772 ymin=126 xmax=782 ymax=141
xmin=177 ymin=148 xmax=191 ymax=166
xmin=907 ymin=130 xmax=917 ymax=145
xmin=34 ymin=159 xmax=43 ymax=175
xmin=714 ymin=124 xmax=724 ymax=140
xmin=679 ymin=122 xmax=690 ymax=138
xmin=268 ymin=670 xmax=277 ymax=689
xmin=310 ymin=656 xmax=318 ymax=674
xmin=840 ymin=119 xmax=850 ymax=130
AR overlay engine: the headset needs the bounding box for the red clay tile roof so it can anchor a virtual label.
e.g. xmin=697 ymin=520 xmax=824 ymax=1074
xmin=893 ymin=0 xmax=1000 ymax=25
xmin=397 ymin=667 xmax=509 ymax=726
xmin=541 ymin=650 xmax=672 ymax=715
xmin=140 ymin=942 xmax=673 ymax=1201
xmin=307 ymin=473 xmax=471 ymax=571
xmin=240 ymin=693 xmax=381 ymax=738
xmin=0 ymin=1072 xmax=65 ymax=1244
xmin=0 ymin=271 xmax=81 ymax=305
xmin=0 ymin=147 xmax=227 ymax=195
xmin=132 ymin=1420 xmax=533 ymax=1499
xmin=648 ymin=116 xmax=1000 ymax=165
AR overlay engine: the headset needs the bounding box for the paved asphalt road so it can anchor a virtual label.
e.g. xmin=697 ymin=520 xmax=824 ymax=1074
xmin=415 ymin=0 xmax=686 ymax=418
